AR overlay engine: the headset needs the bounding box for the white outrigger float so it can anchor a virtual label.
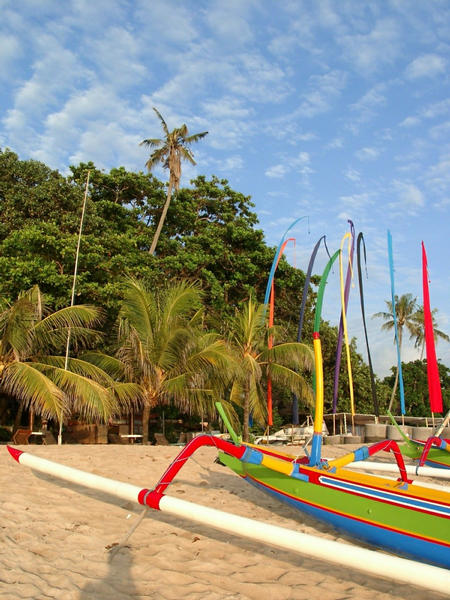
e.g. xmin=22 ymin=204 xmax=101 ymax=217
xmin=6 ymin=444 xmax=450 ymax=595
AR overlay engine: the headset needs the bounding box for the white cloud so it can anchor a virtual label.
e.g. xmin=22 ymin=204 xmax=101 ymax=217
xmin=204 ymin=0 xmax=255 ymax=44
xmin=88 ymin=27 xmax=148 ymax=88
xmin=296 ymin=70 xmax=347 ymax=118
xmin=391 ymin=181 xmax=425 ymax=215
xmin=429 ymin=121 xmax=450 ymax=140
xmin=134 ymin=0 xmax=199 ymax=45
xmin=337 ymin=18 xmax=401 ymax=73
xmin=344 ymin=168 xmax=360 ymax=182
xmin=265 ymin=164 xmax=288 ymax=178
xmin=399 ymin=116 xmax=420 ymax=128
xmin=338 ymin=192 xmax=371 ymax=211
xmin=421 ymin=98 xmax=450 ymax=120
xmin=327 ymin=138 xmax=344 ymax=149
xmin=0 ymin=33 xmax=22 ymax=77
xmin=265 ymin=151 xmax=313 ymax=181
xmin=425 ymin=157 xmax=450 ymax=194
xmin=355 ymin=147 xmax=380 ymax=161
xmin=405 ymin=54 xmax=446 ymax=79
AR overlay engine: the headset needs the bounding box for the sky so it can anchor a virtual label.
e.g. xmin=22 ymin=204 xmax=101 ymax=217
xmin=1 ymin=0 xmax=449 ymax=379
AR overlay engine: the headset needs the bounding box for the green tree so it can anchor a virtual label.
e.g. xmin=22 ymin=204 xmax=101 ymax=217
xmin=411 ymin=306 xmax=449 ymax=359
xmin=140 ymin=108 xmax=208 ymax=254
xmin=0 ymin=152 xmax=160 ymax=314
xmin=227 ymin=297 xmax=313 ymax=441
xmin=383 ymin=360 xmax=450 ymax=417
xmin=88 ymin=279 xmax=232 ymax=442
xmin=0 ymin=286 xmax=121 ymax=426
xmin=373 ymin=293 xmax=418 ymax=411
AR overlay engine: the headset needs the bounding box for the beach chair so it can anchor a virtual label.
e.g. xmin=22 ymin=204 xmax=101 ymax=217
xmin=12 ymin=429 xmax=32 ymax=444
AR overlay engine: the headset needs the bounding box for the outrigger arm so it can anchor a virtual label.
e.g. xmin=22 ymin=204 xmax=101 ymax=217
xmin=6 ymin=442 xmax=449 ymax=595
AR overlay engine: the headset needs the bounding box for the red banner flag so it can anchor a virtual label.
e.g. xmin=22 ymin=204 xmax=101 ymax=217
xmin=422 ymin=242 xmax=443 ymax=413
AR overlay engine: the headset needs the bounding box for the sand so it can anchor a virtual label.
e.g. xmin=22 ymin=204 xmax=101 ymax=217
xmin=0 ymin=442 xmax=448 ymax=600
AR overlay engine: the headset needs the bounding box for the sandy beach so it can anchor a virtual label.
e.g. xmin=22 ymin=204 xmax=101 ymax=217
xmin=0 ymin=442 xmax=448 ymax=600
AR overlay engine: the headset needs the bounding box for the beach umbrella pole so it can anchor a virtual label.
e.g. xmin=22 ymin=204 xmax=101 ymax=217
xmin=6 ymin=446 xmax=449 ymax=595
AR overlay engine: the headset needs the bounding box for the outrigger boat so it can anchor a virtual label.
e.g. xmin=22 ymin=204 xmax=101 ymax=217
xmin=396 ymin=419 xmax=450 ymax=470
xmin=212 ymin=250 xmax=450 ymax=570
xmin=5 ymin=244 xmax=450 ymax=592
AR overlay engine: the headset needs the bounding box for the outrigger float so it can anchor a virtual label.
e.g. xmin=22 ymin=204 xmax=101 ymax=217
xmin=6 ymin=247 xmax=450 ymax=595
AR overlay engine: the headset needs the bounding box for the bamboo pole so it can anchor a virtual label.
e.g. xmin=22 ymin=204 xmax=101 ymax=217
xmin=58 ymin=171 xmax=91 ymax=445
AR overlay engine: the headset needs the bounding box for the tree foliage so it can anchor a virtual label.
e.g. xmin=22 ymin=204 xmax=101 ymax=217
xmin=383 ymin=360 xmax=450 ymax=416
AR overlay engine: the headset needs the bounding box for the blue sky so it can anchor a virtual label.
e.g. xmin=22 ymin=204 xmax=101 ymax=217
xmin=1 ymin=0 xmax=449 ymax=378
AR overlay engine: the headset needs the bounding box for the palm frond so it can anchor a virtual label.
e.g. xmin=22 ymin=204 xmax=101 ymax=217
xmin=1 ymin=362 xmax=64 ymax=418
xmin=81 ymin=352 xmax=127 ymax=379
xmin=152 ymin=107 xmax=169 ymax=136
xmin=38 ymin=356 xmax=115 ymax=386
xmin=109 ymin=382 xmax=143 ymax=411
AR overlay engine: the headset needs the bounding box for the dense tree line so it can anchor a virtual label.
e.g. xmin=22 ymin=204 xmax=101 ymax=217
xmin=1 ymin=148 xmax=445 ymax=438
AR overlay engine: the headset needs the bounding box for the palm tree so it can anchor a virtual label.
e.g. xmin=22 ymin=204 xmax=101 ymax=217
xmin=411 ymin=306 xmax=450 ymax=359
xmin=89 ymin=279 xmax=233 ymax=443
xmin=227 ymin=297 xmax=314 ymax=442
xmin=140 ymin=108 xmax=208 ymax=255
xmin=373 ymin=293 xmax=418 ymax=411
xmin=0 ymin=286 xmax=124 ymax=429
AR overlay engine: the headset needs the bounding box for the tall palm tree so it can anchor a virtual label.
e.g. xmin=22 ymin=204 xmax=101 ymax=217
xmin=411 ymin=306 xmax=449 ymax=359
xmin=89 ymin=279 xmax=233 ymax=443
xmin=373 ymin=293 xmax=418 ymax=411
xmin=140 ymin=108 xmax=208 ymax=255
xmin=227 ymin=297 xmax=314 ymax=442
xmin=0 ymin=286 xmax=123 ymax=427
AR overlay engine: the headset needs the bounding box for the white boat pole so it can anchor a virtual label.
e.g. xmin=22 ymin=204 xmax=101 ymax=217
xmin=345 ymin=460 xmax=450 ymax=481
xmin=6 ymin=446 xmax=449 ymax=595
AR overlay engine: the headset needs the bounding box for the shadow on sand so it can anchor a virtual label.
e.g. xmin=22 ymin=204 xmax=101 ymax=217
xmin=79 ymin=546 xmax=138 ymax=599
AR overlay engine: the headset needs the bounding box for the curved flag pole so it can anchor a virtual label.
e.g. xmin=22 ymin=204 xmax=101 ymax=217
xmin=332 ymin=220 xmax=355 ymax=414
xmin=267 ymin=237 xmax=295 ymax=426
xmin=422 ymin=242 xmax=443 ymax=416
xmin=387 ymin=230 xmax=405 ymax=416
xmin=264 ymin=216 xmax=309 ymax=307
xmin=356 ymin=233 xmax=379 ymax=417
xmin=292 ymin=235 xmax=330 ymax=424
xmin=310 ymin=249 xmax=341 ymax=467
xmin=339 ymin=232 xmax=355 ymax=425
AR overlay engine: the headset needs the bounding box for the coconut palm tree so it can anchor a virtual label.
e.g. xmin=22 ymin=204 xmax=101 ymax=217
xmin=0 ymin=286 xmax=125 ymax=429
xmin=373 ymin=293 xmax=418 ymax=411
xmin=87 ymin=279 xmax=233 ymax=443
xmin=411 ymin=306 xmax=449 ymax=359
xmin=140 ymin=108 xmax=208 ymax=255
xmin=227 ymin=297 xmax=314 ymax=442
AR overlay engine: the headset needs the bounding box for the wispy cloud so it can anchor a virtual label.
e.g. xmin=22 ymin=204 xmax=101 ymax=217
xmin=337 ymin=18 xmax=401 ymax=73
xmin=344 ymin=167 xmax=361 ymax=182
xmin=390 ymin=181 xmax=425 ymax=215
xmin=296 ymin=70 xmax=347 ymax=118
xmin=265 ymin=164 xmax=288 ymax=178
xmin=355 ymin=147 xmax=380 ymax=161
xmin=405 ymin=54 xmax=446 ymax=79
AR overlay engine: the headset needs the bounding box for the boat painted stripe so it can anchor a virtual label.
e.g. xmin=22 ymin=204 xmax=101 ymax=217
xmin=244 ymin=476 xmax=450 ymax=569
xmin=245 ymin=473 xmax=450 ymax=549
xmin=423 ymin=458 xmax=450 ymax=469
xmin=249 ymin=444 xmax=450 ymax=500
xmin=318 ymin=476 xmax=450 ymax=517
xmin=297 ymin=465 xmax=450 ymax=505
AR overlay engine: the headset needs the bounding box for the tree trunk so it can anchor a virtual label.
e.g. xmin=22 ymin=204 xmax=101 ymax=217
xmin=388 ymin=367 xmax=399 ymax=413
xmin=13 ymin=401 xmax=24 ymax=432
xmin=243 ymin=379 xmax=250 ymax=442
xmin=142 ymin=404 xmax=150 ymax=444
xmin=149 ymin=179 xmax=173 ymax=255
xmin=388 ymin=329 xmax=403 ymax=413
